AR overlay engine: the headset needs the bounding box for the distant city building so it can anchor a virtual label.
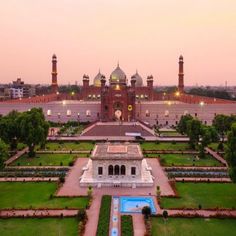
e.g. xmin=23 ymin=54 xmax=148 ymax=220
xmin=10 ymin=78 xmax=36 ymax=98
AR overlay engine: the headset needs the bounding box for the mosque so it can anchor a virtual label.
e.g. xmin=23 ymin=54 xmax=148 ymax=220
xmin=0 ymin=55 xmax=236 ymax=126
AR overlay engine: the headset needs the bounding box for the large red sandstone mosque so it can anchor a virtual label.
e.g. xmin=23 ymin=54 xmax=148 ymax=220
xmin=0 ymin=55 xmax=235 ymax=125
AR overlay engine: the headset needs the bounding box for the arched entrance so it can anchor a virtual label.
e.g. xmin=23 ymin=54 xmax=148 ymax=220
xmin=113 ymin=102 xmax=123 ymax=121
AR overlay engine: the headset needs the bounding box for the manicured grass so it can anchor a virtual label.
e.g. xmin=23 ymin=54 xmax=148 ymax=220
xmin=0 ymin=218 xmax=78 ymax=236
xmin=10 ymin=153 xmax=87 ymax=166
xmin=159 ymin=154 xmax=222 ymax=167
xmin=96 ymin=195 xmax=111 ymax=236
xmin=42 ymin=142 xmax=94 ymax=151
xmin=140 ymin=142 xmax=191 ymax=151
xmin=121 ymin=215 xmax=134 ymax=236
xmin=161 ymin=183 xmax=236 ymax=209
xmin=159 ymin=131 xmax=184 ymax=137
xmin=208 ymin=142 xmax=227 ymax=151
xmin=0 ymin=182 xmax=88 ymax=209
xmin=151 ymin=217 xmax=236 ymax=236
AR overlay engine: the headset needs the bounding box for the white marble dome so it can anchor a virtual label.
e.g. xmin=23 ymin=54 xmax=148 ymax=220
xmin=131 ymin=71 xmax=143 ymax=87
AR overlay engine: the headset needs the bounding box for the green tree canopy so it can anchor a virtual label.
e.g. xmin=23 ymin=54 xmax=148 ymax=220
xmin=177 ymin=114 xmax=193 ymax=134
xmin=0 ymin=110 xmax=20 ymax=150
xmin=0 ymin=139 xmax=8 ymax=169
xmin=226 ymin=123 xmax=236 ymax=182
xmin=17 ymin=108 xmax=49 ymax=157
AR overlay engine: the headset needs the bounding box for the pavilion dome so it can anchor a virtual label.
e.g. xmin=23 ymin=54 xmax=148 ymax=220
xmin=110 ymin=63 xmax=127 ymax=85
xmin=93 ymin=70 xmax=103 ymax=87
xmin=131 ymin=71 xmax=143 ymax=87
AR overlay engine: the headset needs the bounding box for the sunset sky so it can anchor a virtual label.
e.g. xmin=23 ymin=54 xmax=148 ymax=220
xmin=0 ymin=0 xmax=236 ymax=86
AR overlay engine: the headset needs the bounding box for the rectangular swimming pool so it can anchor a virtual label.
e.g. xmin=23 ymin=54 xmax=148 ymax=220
xmin=120 ymin=196 xmax=156 ymax=214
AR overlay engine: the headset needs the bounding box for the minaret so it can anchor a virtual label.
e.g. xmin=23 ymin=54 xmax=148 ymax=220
xmin=51 ymin=54 xmax=58 ymax=93
xmin=178 ymin=55 xmax=184 ymax=92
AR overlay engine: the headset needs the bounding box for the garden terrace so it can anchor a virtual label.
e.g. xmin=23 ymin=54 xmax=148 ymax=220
xmin=160 ymin=182 xmax=236 ymax=209
xmin=158 ymin=153 xmax=223 ymax=167
xmin=0 ymin=218 xmax=78 ymax=236
xmin=140 ymin=142 xmax=191 ymax=151
xmin=0 ymin=182 xmax=89 ymax=209
xmin=40 ymin=142 xmax=94 ymax=151
xmin=151 ymin=217 xmax=236 ymax=236
xmin=10 ymin=153 xmax=87 ymax=166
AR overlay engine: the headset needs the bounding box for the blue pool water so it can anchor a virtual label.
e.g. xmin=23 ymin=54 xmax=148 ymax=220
xmin=120 ymin=196 xmax=156 ymax=214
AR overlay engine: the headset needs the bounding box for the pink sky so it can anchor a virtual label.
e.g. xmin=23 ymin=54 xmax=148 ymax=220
xmin=0 ymin=0 xmax=236 ymax=86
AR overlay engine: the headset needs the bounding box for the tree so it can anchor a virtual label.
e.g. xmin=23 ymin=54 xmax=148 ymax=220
xmin=0 ymin=110 xmax=20 ymax=150
xmin=213 ymin=115 xmax=229 ymax=142
xmin=186 ymin=119 xmax=202 ymax=149
xmin=18 ymin=108 xmax=49 ymax=157
xmin=199 ymin=126 xmax=213 ymax=158
xmin=177 ymin=114 xmax=193 ymax=134
xmin=142 ymin=206 xmax=151 ymax=219
xmin=0 ymin=139 xmax=8 ymax=169
xmin=226 ymin=123 xmax=236 ymax=182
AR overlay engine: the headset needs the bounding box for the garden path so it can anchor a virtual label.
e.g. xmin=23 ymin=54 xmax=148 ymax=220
xmin=4 ymin=147 xmax=28 ymax=165
xmin=84 ymin=194 xmax=101 ymax=236
xmin=205 ymin=147 xmax=228 ymax=167
xmin=132 ymin=214 xmax=146 ymax=236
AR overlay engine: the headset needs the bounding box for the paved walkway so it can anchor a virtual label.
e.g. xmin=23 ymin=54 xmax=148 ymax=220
xmin=205 ymin=147 xmax=228 ymax=167
xmin=4 ymin=147 xmax=28 ymax=165
xmin=0 ymin=177 xmax=58 ymax=182
xmin=0 ymin=209 xmax=78 ymax=218
xmin=132 ymin=214 xmax=146 ymax=236
xmin=57 ymin=158 xmax=175 ymax=197
xmin=84 ymin=195 xmax=101 ymax=236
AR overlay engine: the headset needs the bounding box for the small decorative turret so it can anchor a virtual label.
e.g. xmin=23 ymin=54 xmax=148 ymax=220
xmin=83 ymin=74 xmax=90 ymax=88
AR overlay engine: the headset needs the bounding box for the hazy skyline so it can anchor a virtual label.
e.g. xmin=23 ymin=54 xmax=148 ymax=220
xmin=0 ymin=0 xmax=236 ymax=86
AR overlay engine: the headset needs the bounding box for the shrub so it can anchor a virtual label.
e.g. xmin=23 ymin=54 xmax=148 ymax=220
xmin=163 ymin=210 xmax=168 ymax=219
xmin=59 ymin=176 xmax=65 ymax=183
xmin=142 ymin=206 xmax=151 ymax=219
xmin=77 ymin=209 xmax=87 ymax=222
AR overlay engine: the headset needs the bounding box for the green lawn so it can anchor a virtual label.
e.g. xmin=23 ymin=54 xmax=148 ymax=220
xmin=161 ymin=183 xmax=236 ymax=209
xmin=151 ymin=217 xmax=236 ymax=236
xmin=0 ymin=218 xmax=78 ymax=236
xmin=0 ymin=182 xmax=88 ymax=209
xmin=159 ymin=154 xmax=222 ymax=167
xmin=141 ymin=142 xmax=191 ymax=151
xmin=42 ymin=142 xmax=94 ymax=151
xmin=208 ymin=142 xmax=227 ymax=151
xmin=159 ymin=131 xmax=184 ymax=137
xmin=10 ymin=153 xmax=87 ymax=166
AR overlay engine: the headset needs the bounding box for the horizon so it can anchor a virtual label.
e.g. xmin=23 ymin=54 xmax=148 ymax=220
xmin=0 ymin=0 xmax=236 ymax=86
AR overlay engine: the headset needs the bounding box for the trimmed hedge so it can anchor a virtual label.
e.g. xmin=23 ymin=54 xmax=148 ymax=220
xmin=96 ymin=195 xmax=111 ymax=236
xmin=121 ymin=215 xmax=134 ymax=236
